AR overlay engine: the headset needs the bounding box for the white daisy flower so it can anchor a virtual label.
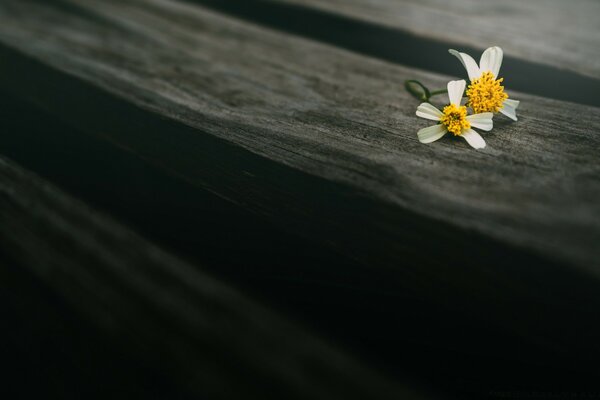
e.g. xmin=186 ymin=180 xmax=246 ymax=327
xmin=416 ymin=80 xmax=493 ymax=149
xmin=449 ymin=46 xmax=520 ymax=121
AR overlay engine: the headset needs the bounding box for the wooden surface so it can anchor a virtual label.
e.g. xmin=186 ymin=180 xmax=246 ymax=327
xmin=1 ymin=0 xmax=599 ymax=270
xmin=188 ymin=0 xmax=600 ymax=108
xmin=273 ymin=0 xmax=600 ymax=79
xmin=0 ymin=0 xmax=599 ymax=397
xmin=0 ymin=155 xmax=428 ymax=400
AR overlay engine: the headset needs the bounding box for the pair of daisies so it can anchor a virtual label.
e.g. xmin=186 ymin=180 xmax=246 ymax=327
xmin=416 ymin=46 xmax=519 ymax=149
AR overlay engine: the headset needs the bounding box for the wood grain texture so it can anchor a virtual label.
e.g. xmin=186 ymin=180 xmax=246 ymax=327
xmin=1 ymin=0 xmax=600 ymax=368
xmin=0 ymin=155 xmax=428 ymax=400
xmin=273 ymin=0 xmax=600 ymax=79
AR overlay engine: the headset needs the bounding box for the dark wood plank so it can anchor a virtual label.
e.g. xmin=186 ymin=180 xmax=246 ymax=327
xmin=0 ymin=154 xmax=430 ymax=400
xmin=0 ymin=0 xmax=600 ymax=375
xmin=188 ymin=0 xmax=600 ymax=107
xmin=4 ymin=89 xmax=575 ymax=398
xmin=1 ymin=0 xmax=598 ymax=269
xmin=272 ymin=0 xmax=600 ymax=79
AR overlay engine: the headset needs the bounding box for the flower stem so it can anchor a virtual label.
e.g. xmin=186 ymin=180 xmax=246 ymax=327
xmin=404 ymin=80 xmax=447 ymax=102
xmin=404 ymin=80 xmax=430 ymax=102
xmin=428 ymin=89 xmax=446 ymax=98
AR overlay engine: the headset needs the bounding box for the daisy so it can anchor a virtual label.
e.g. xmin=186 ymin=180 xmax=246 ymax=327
xmin=449 ymin=46 xmax=519 ymax=121
xmin=416 ymin=80 xmax=493 ymax=149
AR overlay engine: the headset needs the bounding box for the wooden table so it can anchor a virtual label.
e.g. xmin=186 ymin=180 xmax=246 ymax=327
xmin=0 ymin=0 xmax=599 ymax=398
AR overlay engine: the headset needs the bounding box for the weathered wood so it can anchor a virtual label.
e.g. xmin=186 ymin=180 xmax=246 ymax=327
xmin=189 ymin=0 xmax=600 ymax=107
xmin=0 ymin=154 xmax=429 ymax=400
xmin=5 ymin=89 xmax=581 ymax=397
xmin=1 ymin=0 xmax=598 ymax=269
xmin=272 ymin=0 xmax=600 ymax=79
xmin=1 ymin=0 xmax=600 ymax=374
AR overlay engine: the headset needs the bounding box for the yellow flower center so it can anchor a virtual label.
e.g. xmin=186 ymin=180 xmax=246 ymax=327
xmin=466 ymin=71 xmax=508 ymax=114
xmin=440 ymin=104 xmax=470 ymax=136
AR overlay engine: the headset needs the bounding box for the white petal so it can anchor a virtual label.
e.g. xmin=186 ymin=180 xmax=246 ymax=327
xmin=466 ymin=112 xmax=494 ymax=131
xmin=462 ymin=129 xmax=486 ymax=149
xmin=500 ymin=99 xmax=519 ymax=121
xmin=504 ymin=98 xmax=520 ymax=109
xmin=416 ymin=102 xmax=443 ymax=121
xmin=417 ymin=124 xmax=447 ymax=144
xmin=479 ymin=46 xmax=503 ymax=77
xmin=449 ymin=49 xmax=481 ymax=81
xmin=447 ymin=80 xmax=466 ymax=106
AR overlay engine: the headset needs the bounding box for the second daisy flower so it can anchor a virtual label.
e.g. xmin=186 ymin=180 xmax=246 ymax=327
xmin=416 ymin=80 xmax=493 ymax=149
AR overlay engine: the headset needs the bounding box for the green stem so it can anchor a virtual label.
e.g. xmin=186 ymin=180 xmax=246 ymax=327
xmin=404 ymin=80 xmax=430 ymax=102
xmin=404 ymin=80 xmax=447 ymax=102
xmin=428 ymin=89 xmax=446 ymax=98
